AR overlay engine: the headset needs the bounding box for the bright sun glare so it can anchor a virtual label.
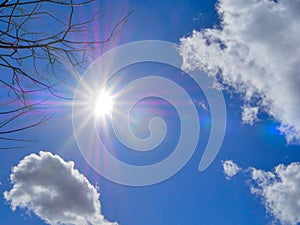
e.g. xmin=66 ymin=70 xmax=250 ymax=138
xmin=94 ymin=91 xmax=115 ymax=117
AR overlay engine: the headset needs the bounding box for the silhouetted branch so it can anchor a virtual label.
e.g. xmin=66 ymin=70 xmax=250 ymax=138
xmin=0 ymin=0 xmax=133 ymax=146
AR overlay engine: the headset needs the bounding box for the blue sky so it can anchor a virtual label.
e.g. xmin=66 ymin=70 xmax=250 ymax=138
xmin=1 ymin=0 xmax=300 ymax=225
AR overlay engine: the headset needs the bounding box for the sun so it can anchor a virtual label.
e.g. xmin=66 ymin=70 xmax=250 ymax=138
xmin=94 ymin=91 xmax=115 ymax=117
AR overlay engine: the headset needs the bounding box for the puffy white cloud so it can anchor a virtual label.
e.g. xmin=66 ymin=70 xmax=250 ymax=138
xmin=222 ymin=160 xmax=240 ymax=179
xmin=242 ymin=105 xmax=259 ymax=125
xmin=4 ymin=151 xmax=117 ymax=225
xmin=250 ymin=163 xmax=300 ymax=225
xmin=180 ymin=0 xmax=300 ymax=144
xmin=222 ymin=160 xmax=300 ymax=224
xmin=222 ymin=161 xmax=300 ymax=224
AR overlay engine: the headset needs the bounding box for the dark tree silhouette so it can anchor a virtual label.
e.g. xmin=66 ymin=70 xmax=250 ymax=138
xmin=0 ymin=0 xmax=132 ymax=148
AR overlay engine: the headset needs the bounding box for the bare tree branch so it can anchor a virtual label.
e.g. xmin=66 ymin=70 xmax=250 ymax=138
xmin=0 ymin=0 xmax=133 ymax=147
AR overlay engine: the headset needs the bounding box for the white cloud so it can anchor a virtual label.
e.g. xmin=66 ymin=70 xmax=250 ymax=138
xmin=242 ymin=105 xmax=259 ymax=125
xmin=222 ymin=160 xmax=240 ymax=179
xmin=250 ymin=163 xmax=300 ymax=225
xmin=180 ymin=0 xmax=300 ymax=144
xmin=222 ymin=161 xmax=300 ymax=224
xmin=193 ymin=99 xmax=208 ymax=112
xmin=4 ymin=151 xmax=118 ymax=225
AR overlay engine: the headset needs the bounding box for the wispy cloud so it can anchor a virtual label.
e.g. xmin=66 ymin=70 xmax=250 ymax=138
xmin=4 ymin=151 xmax=118 ymax=225
xmin=180 ymin=0 xmax=300 ymax=144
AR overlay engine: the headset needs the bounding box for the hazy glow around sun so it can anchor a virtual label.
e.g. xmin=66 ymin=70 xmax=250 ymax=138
xmin=94 ymin=91 xmax=115 ymax=117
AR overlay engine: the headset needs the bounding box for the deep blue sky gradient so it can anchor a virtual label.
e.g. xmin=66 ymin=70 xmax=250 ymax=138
xmin=1 ymin=1 xmax=300 ymax=225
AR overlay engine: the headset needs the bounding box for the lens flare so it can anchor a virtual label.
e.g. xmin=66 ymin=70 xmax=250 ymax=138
xmin=72 ymin=40 xmax=227 ymax=186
